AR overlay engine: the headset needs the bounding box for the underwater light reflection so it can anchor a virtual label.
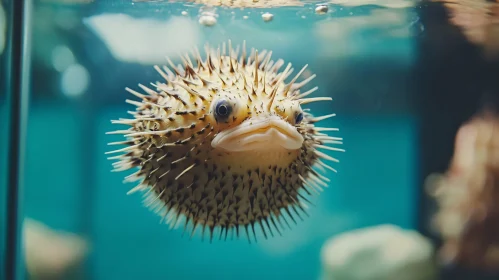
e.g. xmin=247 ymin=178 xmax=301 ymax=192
xmin=60 ymin=63 xmax=89 ymax=98
xmin=51 ymin=45 xmax=75 ymax=72
xmin=0 ymin=3 xmax=6 ymax=55
xmin=84 ymin=14 xmax=202 ymax=65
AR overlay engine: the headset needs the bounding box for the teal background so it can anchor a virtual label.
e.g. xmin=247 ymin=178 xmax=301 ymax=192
xmin=1 ymin=1 xmax=421 ymax=279
xmin=22 ymin=104 xmax=417 ymax=280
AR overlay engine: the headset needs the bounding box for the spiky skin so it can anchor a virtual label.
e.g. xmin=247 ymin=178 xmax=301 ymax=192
xmin=107 ymin=41 xmax=343 ymax=243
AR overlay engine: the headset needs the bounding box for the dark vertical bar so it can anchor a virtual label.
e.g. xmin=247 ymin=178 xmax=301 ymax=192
xmin=416 ymin=1 xmax=499 ymax=279
xmin=5 ymin=0 xmax=32 ymax=279
xmin=415 ymin=1 xmax=486 ymax=238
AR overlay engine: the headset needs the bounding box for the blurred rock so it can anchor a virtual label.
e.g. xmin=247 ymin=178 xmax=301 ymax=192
xmin=431 ymin=0 xmax=499 ymax=60
xmin=320 ymin=224 xmax=437 ymax=280
xmin=24 ymin=218 xmax=88 ymax=280
xmin=427 ymin=111 xmax=499 ymax=272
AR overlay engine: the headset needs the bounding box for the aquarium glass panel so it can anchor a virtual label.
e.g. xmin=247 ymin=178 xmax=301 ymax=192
xmin=21 ymin=0 xmax=427 ymax=279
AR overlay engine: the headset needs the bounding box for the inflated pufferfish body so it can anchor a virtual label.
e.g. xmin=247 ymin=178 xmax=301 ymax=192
xmin=107 ymin=41 xmax=344 ymax=242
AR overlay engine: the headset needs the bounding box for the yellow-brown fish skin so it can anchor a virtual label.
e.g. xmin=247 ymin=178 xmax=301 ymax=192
xmin=106 ymin=41 xmax=343 ymax=242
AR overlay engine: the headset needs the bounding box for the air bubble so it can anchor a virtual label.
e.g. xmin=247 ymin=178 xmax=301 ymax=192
xmin=199 ymin=11 xmax=217 ymax=26
xmin=262 ymin=12 xmax=273 ymax=22
xmin=315 ymin=4 xmax=328 ymax=15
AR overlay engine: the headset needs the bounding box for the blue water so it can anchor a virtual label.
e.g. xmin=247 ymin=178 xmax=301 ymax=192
xmin=24 ymin=104 xmax=417 ymax=280
xmin=2 ymin=1 xmax=421 ymax=279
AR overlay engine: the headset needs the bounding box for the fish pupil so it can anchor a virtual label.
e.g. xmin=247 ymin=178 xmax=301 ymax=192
xmin=215 ymin=99 xmax=232 ymax=121
xmin=295 ymin=112 xmax=304 ymax=124
xmin=218 ymin=105 xmax=228 ymax=116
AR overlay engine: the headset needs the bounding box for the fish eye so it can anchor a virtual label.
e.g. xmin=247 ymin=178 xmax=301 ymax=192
xmin=214 ymin=99 xmax=233 ymax=121
xmin=295 ymin=112 xmax=304 ymax=124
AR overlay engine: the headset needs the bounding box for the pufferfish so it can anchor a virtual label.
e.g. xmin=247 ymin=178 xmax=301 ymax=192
xmin=106 ymin=40 xmax=344 ymax=243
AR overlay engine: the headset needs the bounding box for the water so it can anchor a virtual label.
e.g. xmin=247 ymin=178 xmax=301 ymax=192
xmin=2 ymin=0 xmax=498 ymax=279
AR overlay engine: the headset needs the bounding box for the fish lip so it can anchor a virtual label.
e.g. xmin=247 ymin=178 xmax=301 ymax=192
xmin=211 ymin=116 xmax=304 ymax=152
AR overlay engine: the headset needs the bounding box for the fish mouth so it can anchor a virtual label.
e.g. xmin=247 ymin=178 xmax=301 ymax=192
xmin=211 ymin=116 xmax=304 ymax=152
